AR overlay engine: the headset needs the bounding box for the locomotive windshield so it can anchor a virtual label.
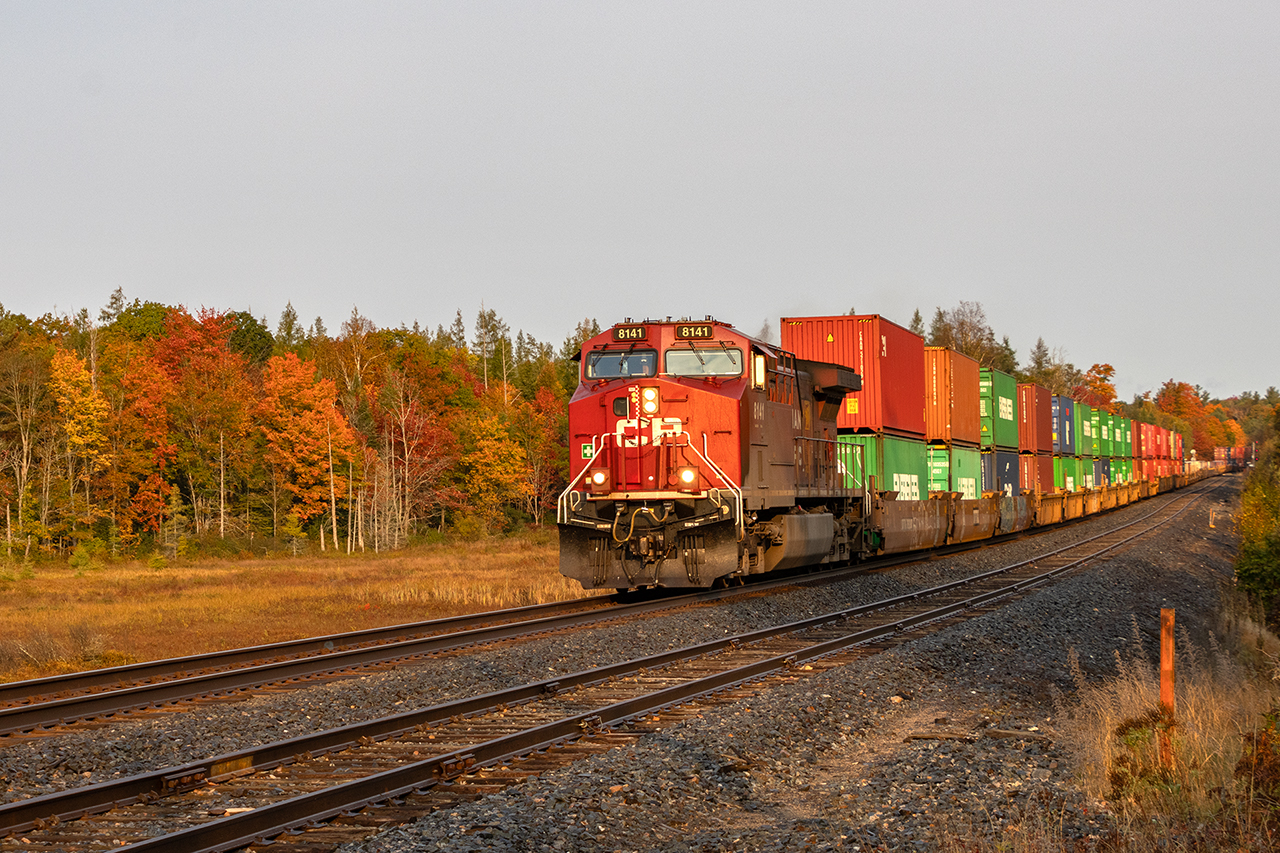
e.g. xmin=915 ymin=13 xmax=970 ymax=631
xmin=586 ymin=349 xmax=657 ymax=379
xmin=665 ymin=345 xmax=743 ymax=378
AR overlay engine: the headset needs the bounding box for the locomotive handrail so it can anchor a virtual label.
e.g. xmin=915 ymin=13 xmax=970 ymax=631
xmin=689 ymin=432 xmax=744 ymax=535
xmin=556 ymin=428 xmax=744 ymax=535
xmin=556 ymin=433 xmax=606 ymax=524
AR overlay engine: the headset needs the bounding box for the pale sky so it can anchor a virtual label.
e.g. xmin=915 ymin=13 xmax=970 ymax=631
xmin=2 ymin=2 xmax=1277 ymax=400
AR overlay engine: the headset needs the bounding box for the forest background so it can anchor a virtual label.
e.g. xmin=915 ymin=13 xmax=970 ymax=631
xmin=0 ymin=294 xmax=1271 ymax=565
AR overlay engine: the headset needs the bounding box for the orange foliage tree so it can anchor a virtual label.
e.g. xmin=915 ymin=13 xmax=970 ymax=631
xmin=259 ymin=353 xmax=358 ymax=540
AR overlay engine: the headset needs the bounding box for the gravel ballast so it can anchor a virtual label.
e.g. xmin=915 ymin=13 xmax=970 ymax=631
xmin=0 ymin=477 xmax=1242 ymax=851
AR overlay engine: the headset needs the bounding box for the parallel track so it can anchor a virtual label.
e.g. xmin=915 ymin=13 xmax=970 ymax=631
xmin=0 ymin=481 xmax=1212 ymax=852
xmin=0 ymin=496 xmax=1117 ymax=739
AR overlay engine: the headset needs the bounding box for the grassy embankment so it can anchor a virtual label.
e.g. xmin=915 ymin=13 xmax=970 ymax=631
xmin=0 ymin=528 xmax=594 ymax=684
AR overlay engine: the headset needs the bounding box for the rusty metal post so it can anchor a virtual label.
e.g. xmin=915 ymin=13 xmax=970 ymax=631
xmin=1159 ymin=608 xmax=1175 ymax=769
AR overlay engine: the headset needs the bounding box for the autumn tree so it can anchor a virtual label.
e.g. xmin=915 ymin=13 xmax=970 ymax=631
xmin=0 ymin=318 xmax=54 ymax=555
xmin=97 ymin=336 xmax=176 ymax=545
xmin=258 ymin=353 xmax=358 ymax=546
xmin=48 ymin=348 xmax=111 ymax=531
xmin=153 ymin=309 xmax=255 ymax=538
xmin=1073 ymin=364 xmax=1118 ymax=412
xmin=458 ymin=401 xmax=532 ymax=535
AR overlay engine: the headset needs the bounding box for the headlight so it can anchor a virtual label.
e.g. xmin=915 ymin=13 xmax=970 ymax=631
xmin=676 ymin=466 xmax=699 ymax=489
xmin=640 ymin=387 xmax=659 ymax=415
xmin=588 ymin=469 xmax=612 ymax=492
xmin=591 ymin=471 xmax=608 ymax=486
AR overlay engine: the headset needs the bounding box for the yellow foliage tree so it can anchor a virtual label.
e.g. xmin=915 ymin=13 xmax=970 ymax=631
xmin=49 ymin=348 xmax=111 ymax=524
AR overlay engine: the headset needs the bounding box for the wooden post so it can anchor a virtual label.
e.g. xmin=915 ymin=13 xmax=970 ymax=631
xmin=1159 ymin=608 xmax=1175 ymax=768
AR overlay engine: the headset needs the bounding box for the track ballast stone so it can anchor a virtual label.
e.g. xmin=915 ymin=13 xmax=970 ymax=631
xmin=0 ymin=478 xmax=1239 ymax=852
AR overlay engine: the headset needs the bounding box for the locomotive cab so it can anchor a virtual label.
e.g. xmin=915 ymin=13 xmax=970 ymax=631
xmin=558 ymin=317 xmax=864 ymax=590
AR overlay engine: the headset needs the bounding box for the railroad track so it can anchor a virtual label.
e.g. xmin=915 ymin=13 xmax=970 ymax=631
xmin=0 ymin=498 xmax=1102 ymax=740
xmin=0 ymin=481 xmax=1210 ymax=853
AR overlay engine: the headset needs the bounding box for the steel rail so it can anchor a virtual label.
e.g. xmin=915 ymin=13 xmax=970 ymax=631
xmin=0 ymin=482 xmax=1208 ymax=737
xmin=107 ymin=481 xmax=1210 ymax=853
xmin=0 ymin=596 xmax=621 ymax=706
xmin=0 ymin=480 xmax=1210 ymax=846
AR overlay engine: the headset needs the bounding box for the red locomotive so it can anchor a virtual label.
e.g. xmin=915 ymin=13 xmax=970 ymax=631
xmin=557 ymin=317 xmax=862 ymax=590
xmin=558 ymin=316 xmax=1215 ymax=592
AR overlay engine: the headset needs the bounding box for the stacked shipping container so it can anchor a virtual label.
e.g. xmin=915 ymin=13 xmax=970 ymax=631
xmin=781 ymin=313 xmax=1185 ymax=498
xmin=923 ymin=347 xmax=981 ymax=497
xmin=979 ymin=368 xmax=1019 ymax=495
xmin=1017 ymin=383 xmax=1052 ymax=495
xmin=781 ymin=315 xmax=929 ymax=499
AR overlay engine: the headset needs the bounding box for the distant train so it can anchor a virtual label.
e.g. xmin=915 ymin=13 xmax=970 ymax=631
xmin=556 ymin=316 xmax=1218 ymax=590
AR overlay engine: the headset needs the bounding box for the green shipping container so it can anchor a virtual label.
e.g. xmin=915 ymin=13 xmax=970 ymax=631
xmin=838 ymin=434 xmax=929 ymax=499
xmin=1093 ymin=410 xmax=1112 ymax=457
xmin=1053 ymin=455 xmax=1081 ymax=492
xmin=1075 ymin=402 xmax=1097 ymax=457
xmin=927 ymin=444 xmax=981 ymax=499
xmin=978 ymin=368 xmax=1018 ymax=450
xmin=1110 ymin=457 xmax=1124 ymax=484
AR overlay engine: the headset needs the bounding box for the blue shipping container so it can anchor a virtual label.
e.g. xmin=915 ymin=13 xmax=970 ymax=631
xmin=1052 ymin=396 xmax=1076 ymax=455
xmin=981 ymin=449 xmax=1020 ymax=497
xmin=1095 ymin=458 xmax=1109 ymax=487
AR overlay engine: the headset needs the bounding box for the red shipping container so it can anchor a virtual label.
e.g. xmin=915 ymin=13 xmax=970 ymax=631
xmin=781 ymin=315 xmax=926 ymax=437
xmin=1137 ymin=423 xmax=1152 ymax=459
xmin=1017 ymin=383 xmax=1053 ymax=454
xmin=1037 ymin=453 xmax=1054 ymax=495
xmin=1018 ymin=454 xmax=1036 ymax=494
xmin=924 ymin=347 xmax=980 ymax=446
xmin=1174 ymin=433 xmax=1183 ymax=461
xmin=1017 ymin=453 xmax=1055 ymax=495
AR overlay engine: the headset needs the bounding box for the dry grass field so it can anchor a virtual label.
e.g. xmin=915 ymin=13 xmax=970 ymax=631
xmin=0 ymin=529 xmax=597 ymax=683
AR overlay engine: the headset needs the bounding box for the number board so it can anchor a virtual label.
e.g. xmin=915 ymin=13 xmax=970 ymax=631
xmin=674 ymin=323 xmax=715 ymax=340
xmin=612 ymin=325 xmax=647 ymax=341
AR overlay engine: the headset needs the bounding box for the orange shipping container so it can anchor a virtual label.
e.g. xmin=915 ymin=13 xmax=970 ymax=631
xmin=924 ymin=347 xmax=981 ymax=446
xmin=781 ymin=315 xmax=926 ymax=437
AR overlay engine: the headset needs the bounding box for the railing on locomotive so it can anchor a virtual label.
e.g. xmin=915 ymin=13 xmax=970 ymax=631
xmin=556 ymin=429 xmax=745 ymax=534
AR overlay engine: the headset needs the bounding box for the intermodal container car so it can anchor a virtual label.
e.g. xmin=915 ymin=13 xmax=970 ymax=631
xmin=781 ymin=315 xmax=925 ymax=437
xmin=924 ymin=348 xmax=981 ymax=446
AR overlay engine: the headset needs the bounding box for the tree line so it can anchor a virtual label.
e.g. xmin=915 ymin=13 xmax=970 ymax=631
xmin=1 ymin=290 xmax=599 ymax=561
xmin=1 ymin=294 xmax=1269 ymax=562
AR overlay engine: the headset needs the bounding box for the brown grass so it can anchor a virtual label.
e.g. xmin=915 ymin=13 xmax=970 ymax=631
xmin=0 ymin=529 xmax=597 ymax=683
xmin=935 ymin=594 xmax=1280 ymax=853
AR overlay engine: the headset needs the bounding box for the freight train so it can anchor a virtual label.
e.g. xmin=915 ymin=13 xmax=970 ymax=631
xmin=556 ymin=316 xmax=1216 ymax=591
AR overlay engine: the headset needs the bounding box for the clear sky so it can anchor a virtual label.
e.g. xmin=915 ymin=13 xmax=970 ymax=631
xmin=2 ymin=2 xmax=1276 ymax=401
